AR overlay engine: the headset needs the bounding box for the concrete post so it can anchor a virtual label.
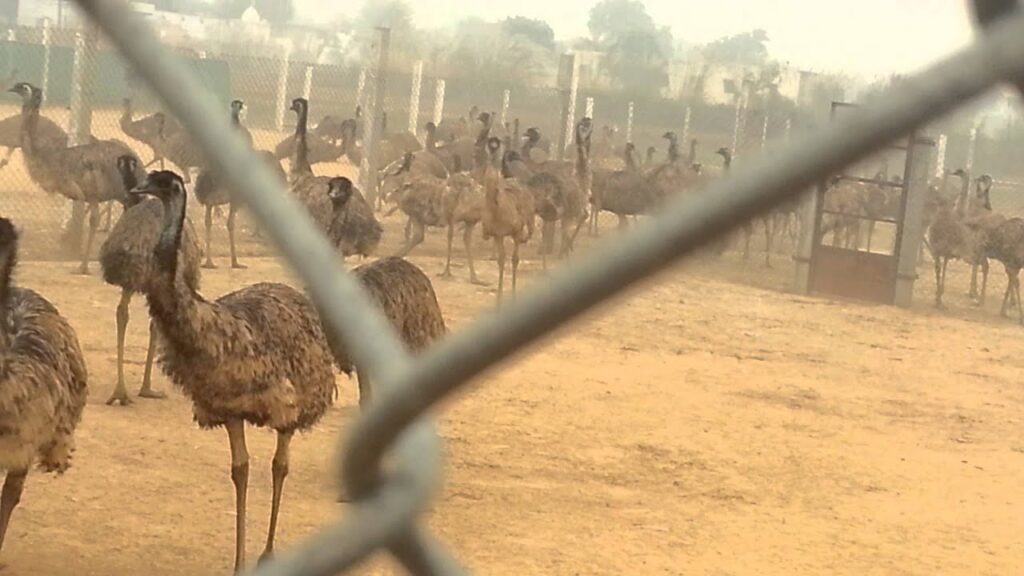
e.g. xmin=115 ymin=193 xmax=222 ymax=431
xmin=432 ymin=79 xmax=445 ymax=126
xmin=408 ymin=60 xmax=423 ymax=137
xmin=556 ymin=53 xmax=579 ymax=161
xmin=301 ymin=64 xmax=314 ymax=100
xmin=626 ymin=101 xmax=634 ymax=143
xmin=894 ymin=136 xmax=934 ymax=307
xmin=500 ymin=88 xmax=511 ymax=127
xmin=41 ymin=18 xmax=52 ymax=103
xmin=585 ymin=96 xmax=594 ymax=120
xmin=274 ymin=47 xmax=291 ymax=131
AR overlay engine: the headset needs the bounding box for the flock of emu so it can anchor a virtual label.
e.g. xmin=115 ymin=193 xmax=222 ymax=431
xmin=0 ymin=68 xmax=1021 ymax=572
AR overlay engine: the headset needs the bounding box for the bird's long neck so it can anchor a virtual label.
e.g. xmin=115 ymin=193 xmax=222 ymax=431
xmin=522 ymin=136 xmax=535 ymax=159
xmin=20 ymin=92 xmax=42 ymax=154
xmin=231 ymin=107 xmax=241 ymax=129
xmin=154 ymin=189 xmax=187 ymax=282
xmin=624 ymin=149 xmax=637 ymax=172
xmin=668 ymin=139 xmax=680 ymax=164
xmin=0 ymin=239 xmax=16 ymax=366
xmin=144 ymin=187 xmax=215 ymax=359
xmin=292 ymin=105 xmax=313 ymax=178
xmin=120 ymin=168 xmax=142 ymax=209
xmin=575 ymin=131 xmax=590 ymax=178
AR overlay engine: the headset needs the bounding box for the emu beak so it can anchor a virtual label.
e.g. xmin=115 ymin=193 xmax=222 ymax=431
xmin=129 ymin=181 xmax=157 ymax=197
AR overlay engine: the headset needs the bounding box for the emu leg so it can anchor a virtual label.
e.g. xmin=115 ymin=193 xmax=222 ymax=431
xmin=1001 ymin=274 xmax=1012 ymax=318
xmin=60 ymin=200 xmax=86 ymax=259
xmin=75 ymin=202 xmax=100 ymax=275
xmin=259 ymin=432 xmax=293 ymax=565
xmin=228 ymin=203 xmax=246 ymax=269
xmin=763 ymin=216 xmax=774 ymax=268
xmin=98 ymin=202 xmax=113 ymax=232
xmin=226 ymin=420 xmax=249 ymax=574
xmin=439 ymin=223 xmax=455 ymax=278
xmin=934 ymin=256 xmax=945 ymax=309
xmin=495 ymin=237 xmax=506 ymax=305
xmin=511 ymin=239 xmax=521 ymax=298
xmin=465 ymin=223 xmax=486 ymax=285
xmin=0 ymin=470 xmax=26 ymax=554
xmin=107 ymin=290 xmax=134 ymax=406
xmin=969 ymin=263 xmax=979 ymax=299
xmin=202 ymin=205 xmax=217 ymax=269
xmin=1015 ymin=274 xmax=1024 ymax=326
xmin=742 ymin=222 xmax=752 ymax=261
xmin=979 ymin=258 xmax=989 ymax=305
xmin=396 ymin=221 xmax=425 ymax=257
xmin=138 ymin=321 xmax=165 ymax=399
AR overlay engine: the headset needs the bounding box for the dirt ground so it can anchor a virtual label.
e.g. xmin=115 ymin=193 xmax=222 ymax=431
xmin=0 ymin=200 xmax=1019 ymax=576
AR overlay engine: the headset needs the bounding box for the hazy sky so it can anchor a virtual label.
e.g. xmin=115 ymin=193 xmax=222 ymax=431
xmin=295 ymin=0 xmax=976 ymax=78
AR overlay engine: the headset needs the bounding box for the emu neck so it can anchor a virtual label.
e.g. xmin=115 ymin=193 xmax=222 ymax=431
xmin=20 ymin=94 xmax=42 ymax=154
xmin=292 ymin=106 xmax=313 ymax=177
xmin=155 ymin=189 xmax=187 ymax=281
xmin=120 ymin=170 xmax=142 ymax=209
xmin=0 ymin=243 xmax=14 ymax=364
xmin=668 ymin=140 xmax=680 ymax=164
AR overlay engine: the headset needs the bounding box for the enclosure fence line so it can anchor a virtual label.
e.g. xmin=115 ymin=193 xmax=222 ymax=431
xmin=72 ymin=0 xmax=1024 ymax=574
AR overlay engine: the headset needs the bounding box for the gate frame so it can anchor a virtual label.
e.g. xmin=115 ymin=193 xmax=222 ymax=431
xmin=797 ymin=101 xmax=933 ymax=307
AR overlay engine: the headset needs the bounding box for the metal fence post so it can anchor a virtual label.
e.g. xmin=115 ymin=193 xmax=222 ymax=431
xmin=894 ymin=137 xmax=933 ymax=307
xmin=681 ymin=105 xmax=691 ymax=146
xmin=626 ymin=101 xmax=634 ymax=143
xmin=275 ymin=47 xmax=291 ymax=132
xmin=408 ymin=60 xmax=423 ymax=137
xmin=301 ymin=64 xmax=314 ymax=101
xmin=355 ymin=67 xmax=367 ymax=112
xmin=556 ymin=53 xmax=579 ymax=161
xmin=64 ymin=26 xmax=99 ymax=255
xmin=934 ymin=134 xmax=947 ymax=179
xmin=360 ymin=27 xmax=390 ymax=207
xmin=760 ymin=115 xmax=769 ymax=151
xmin=433 ymin=78 xmax=445 ymax=125
xmin=500 ymin=88 xmax=511 ymax=127
xmin=41 ymin=18 xmax=52 ymax=103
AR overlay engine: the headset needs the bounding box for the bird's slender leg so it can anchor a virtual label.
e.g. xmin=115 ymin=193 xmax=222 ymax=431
xmin=495 ymin=237 xmax=506 ymax=305
xmin=396 ymin=221 xmax=425 ymax=257
xmin=228 ymin=203 xmax=246 ymax=269
xmin=0 ymin=470 xmax=26 ymax=554
xmin=979 ymin=258 xmax=989 ymax=305
xmin=226 ymin=420 xmax=249 ymax=574
xmin=259 ymin=431 xmax=293 ymax=565
xmin=137 ymin=321 xmax=165 ymax=399
xmin=764 ymin=217 xmax=774 ymax=268
xmin=76 ymin=202 xmax=100 ymax=275
xmin=511 ymin=239 xmax=521 ymax=299
xmin=934 ymin=256 xmax=944 ymax=309
xmin=202 ymin=205 xmax=217 ymax=269
xmin=1014 ymin=273 xmax=1023 ymax=326
xmin=465 ymin=223 xmax=486 ymax=286
xmin=106 ymin=289 xmax=133 ymax=406
xmin=440 ymin=223 xmax=455 ymax=278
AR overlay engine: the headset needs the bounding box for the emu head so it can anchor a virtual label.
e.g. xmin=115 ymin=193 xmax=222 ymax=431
xmin=327 ymin=177 xmax=354 ymax=207
xmin=290 ymin=97 xmax=308 ymax=115
xmin=131 ymin=170 xmax=187 ymax=202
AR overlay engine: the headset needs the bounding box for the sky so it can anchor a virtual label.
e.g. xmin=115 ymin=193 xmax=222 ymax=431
xmin=294 ymin=0 xmax=977 ymax=78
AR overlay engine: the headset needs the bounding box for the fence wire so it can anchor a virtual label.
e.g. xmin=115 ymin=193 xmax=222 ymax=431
xmin=49 ymin=0 xmax=1024 ymax=573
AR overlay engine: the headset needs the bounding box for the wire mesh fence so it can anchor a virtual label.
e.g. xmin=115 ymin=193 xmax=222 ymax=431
xmin=7 ymin=2 xmax=1024 ymax=571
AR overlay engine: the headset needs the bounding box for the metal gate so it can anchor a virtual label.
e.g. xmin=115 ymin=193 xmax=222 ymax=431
xmin=64 ymin=1 xmax=1024 ymax=574
xmin=806 ymin=101 xmax=931 ymax=305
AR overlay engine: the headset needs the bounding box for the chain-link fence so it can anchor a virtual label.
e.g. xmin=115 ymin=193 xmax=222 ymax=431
xmin=52 ymin=0 xmax=1024 ymax=574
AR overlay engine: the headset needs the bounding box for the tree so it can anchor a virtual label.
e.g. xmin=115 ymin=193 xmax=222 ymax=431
xmin=445 ymin=19 xmax=549 ymax=86
xmin=357 ymin=0 xmax=414 ymax=32
xmin=588 ymin=0 xmax=655 ymax=46
xmin=503 ymin=16 xmax=555 ymax=51
xmin=587 ymin=0 xmax=673 ymax=97
xmin=214 ymin=0 xmax=294 ymax=24
xmin=702 ymin=29 xmax=770 ymax=64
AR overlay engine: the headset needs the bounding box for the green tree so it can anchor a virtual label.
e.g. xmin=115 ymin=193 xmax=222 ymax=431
xmin=357 ymin=0 xmax=414 ymax=32
xmin=587 ymin=0 xmax=673 ymax=97
xmin=702 ymin=29 xmax=770 ymax=64
xmin=503 ymin=16 xmax=555 ymax=51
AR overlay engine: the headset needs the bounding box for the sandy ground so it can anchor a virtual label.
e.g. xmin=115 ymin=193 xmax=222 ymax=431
xmin=0 ymin=103 xmax=1019 ymax=574
xmin=0 ymin=201 xmax=1018 ymax=576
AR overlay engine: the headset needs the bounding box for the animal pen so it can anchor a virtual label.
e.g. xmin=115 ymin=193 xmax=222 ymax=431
xmin=1 ymin=0 xmax=1023 ymax=573
xmin=793 ymin=101 xmax=934 ymax=307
